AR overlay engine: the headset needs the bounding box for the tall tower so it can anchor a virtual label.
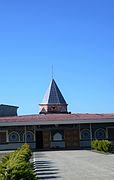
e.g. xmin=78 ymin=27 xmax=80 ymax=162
xmin=39 ymin=79 xmax=68 ymax=114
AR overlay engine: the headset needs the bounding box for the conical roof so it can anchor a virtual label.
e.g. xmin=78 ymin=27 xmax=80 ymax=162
xmin=41 ymin=79 xmax=67 ymax=105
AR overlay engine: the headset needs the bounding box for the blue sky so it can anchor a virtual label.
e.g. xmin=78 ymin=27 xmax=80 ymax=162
xmin=0 ymin=0 xmax=114 ymax=115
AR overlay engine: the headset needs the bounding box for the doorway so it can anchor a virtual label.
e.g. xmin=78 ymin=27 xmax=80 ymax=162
xmin=36 ymin=131 xmax=43 ymax=149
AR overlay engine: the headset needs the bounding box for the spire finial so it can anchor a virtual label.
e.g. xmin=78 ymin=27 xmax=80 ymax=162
xmin=52 ymin=64 xmax=54 ymax=79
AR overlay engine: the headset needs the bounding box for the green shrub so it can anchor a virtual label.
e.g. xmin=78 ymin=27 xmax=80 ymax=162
xmin=91 ymin=139 xmax=99 ymax=150
xmin=91 ymin=140 xmax=113 ymax=153
xmin=0 ymin=144 xmax=37 ymax=180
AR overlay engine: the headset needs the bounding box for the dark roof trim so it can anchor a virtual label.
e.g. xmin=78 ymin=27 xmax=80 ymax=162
xmin=0 ymin=104 xmax=19 ymax=108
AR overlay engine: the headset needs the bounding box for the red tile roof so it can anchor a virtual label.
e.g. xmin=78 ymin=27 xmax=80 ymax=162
xmin=0 ymin=113 xmax=114 ymax=123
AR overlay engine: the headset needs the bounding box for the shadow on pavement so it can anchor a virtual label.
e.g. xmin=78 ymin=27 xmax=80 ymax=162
xmin=33 ymin=154 xmax=61 ymax=179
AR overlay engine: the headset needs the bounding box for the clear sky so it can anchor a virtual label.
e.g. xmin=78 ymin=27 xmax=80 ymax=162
xmin=0 ymin=0 xmax=114 ymax=115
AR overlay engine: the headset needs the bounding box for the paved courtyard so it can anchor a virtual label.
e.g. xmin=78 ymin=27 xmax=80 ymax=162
xmin=33 ymin=150 xmax=114 ymax=180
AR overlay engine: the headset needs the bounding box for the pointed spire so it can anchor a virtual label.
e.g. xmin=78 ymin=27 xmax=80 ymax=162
xmin=39 ymin=79 xmax=68 ymax=114
xmin=41 ymin=79 xmax=67 ymax=105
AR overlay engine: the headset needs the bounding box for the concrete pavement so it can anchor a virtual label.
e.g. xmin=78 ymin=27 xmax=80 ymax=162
xmin=33 ymin=150 xmax=114 ymax=180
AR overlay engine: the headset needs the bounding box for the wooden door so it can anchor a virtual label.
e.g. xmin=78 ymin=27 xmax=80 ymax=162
xmin=43 ymin=130 xmax=50 ymax=149
xmin=65 ymin=129 xmax=80 ymax=148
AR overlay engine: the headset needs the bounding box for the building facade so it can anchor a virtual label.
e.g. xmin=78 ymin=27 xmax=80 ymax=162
xmin=0 ymin=79 xmax=114 ymax=150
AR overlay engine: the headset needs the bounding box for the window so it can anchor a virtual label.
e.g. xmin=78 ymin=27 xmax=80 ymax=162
xmin=81 ymin=129 xmax=90 ymax=140
xmin=23 ymin=131 xmax=34 ymax=142
xmin=9 ymin=131 xmax=20 ymax=142
xmin=51 ymin=130 xmax=64 ymax=141
xmin=53 ymin=132 xmax=62 ymax=141
xmin=95 ymin=129 xmax=106 ymax=139
xmin=0 ymin=131 xmax=7 ymax=143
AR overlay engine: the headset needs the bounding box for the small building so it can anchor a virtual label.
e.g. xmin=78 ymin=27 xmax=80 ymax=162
xmin=0 ymin=104 xmax=18 ymax=117
xmin=0 ymin=79 xmax=114 ymax=150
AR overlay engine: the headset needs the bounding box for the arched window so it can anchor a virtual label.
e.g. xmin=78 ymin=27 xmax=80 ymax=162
xmin=53 ymin=132 xmax=62 ymax=141
xmin=9 ymin=131 xmax=20 ymax=142
xmin=95 ymin=128 xmax=106 ymax=139
xmin=81 ymin=129 xmax=90 ymax=140
xmin=23 ymin=131 xmax=34 ymax=142
xmin=51 ymin=130 xmax=64 ymax=142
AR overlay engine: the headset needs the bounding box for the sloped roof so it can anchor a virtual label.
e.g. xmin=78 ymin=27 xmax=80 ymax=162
xmin=41 ymin=79 xmax=67 ymax=105
xmin=0 ymin=113 xmax=114 ymax=122
xmin=0 ymin=113 xmax=114 ymax=126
